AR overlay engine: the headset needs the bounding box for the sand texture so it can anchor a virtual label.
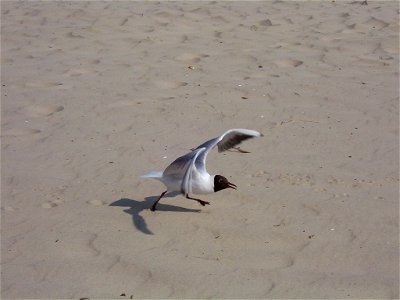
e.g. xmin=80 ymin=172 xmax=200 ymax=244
xmin=1 ymin=1 xmax=399 ymax=299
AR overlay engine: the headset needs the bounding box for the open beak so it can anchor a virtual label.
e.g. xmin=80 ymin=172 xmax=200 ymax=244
xmin=227 ymin=182 xmax=237 ymax=190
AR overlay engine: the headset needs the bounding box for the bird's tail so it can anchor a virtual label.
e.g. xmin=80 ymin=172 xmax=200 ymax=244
xmin=141 ymin=171 xmax=163 ymax=179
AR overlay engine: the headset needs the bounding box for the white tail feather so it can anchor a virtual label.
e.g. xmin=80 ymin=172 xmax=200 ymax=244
xmin=141 ymin=171 xmax=163 ymax=179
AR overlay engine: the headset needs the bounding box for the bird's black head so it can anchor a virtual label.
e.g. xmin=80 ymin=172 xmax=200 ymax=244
xmin=214 ymin=175 xmax=237 ymax=192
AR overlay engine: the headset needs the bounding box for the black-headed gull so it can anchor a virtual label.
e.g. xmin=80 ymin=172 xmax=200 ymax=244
xmin=142 ymin=129 xmax=263 ymax=211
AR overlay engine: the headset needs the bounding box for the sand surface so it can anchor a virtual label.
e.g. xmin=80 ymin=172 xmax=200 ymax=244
xmin=1 ymin=1 xmax=399 ymax=299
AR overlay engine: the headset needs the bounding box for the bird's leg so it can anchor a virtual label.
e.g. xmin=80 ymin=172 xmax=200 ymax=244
xmin=151 ymin=190 xmax=167 ymax=211
xmin=186 ymin=194 xmax=210 ymax=206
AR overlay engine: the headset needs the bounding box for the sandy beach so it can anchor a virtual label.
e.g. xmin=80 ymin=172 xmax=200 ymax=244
xmin=1 ymin=1 xmax=399 ymax=299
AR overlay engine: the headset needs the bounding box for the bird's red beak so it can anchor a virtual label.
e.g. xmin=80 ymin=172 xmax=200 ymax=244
xmin=227 ymin=181 xmax=237 ymax=190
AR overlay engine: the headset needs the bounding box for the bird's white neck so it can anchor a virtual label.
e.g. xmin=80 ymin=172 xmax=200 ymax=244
xmin=190 ymin=173 xmax=214 ymax=194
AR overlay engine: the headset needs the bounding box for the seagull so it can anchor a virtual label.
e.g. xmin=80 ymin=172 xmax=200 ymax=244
xmin=141 ymin=129 xmax=263 ymax=211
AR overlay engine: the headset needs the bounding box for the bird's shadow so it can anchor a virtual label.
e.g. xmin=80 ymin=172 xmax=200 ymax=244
xmin=109 ymin=192 xmax=201 ymax=235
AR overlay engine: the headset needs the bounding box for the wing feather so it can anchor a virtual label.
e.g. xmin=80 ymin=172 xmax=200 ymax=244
xmin=194 ymin=128 xmax=262 ymax=173
xmin=163 ymin=151 xmax=197 ymax=177
xmin=217 ymin=129 xmax=261 ymax=152
xmin=162 ymin=148 xmax=205 ymax=195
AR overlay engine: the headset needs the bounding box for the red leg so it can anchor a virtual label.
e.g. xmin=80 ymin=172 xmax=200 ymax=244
xmin=186 ymin=194 xmax=210 ymax=206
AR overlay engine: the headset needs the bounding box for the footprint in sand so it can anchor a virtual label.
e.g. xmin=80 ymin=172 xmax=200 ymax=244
xmin=25 ymin=105 xmax=64 ymax=117
xmin=41 ymin=202 xmax=57 ymax=209
xmin=89 ymin=59 xmax=101 ymax=65
xmin=25 ymin=81 xmax=65 ymax=89
xmin=381 ymin=40 xmax=399 ymax=55
xmin=363 ymin=17 xmax=389 ymax=30
xmin=153 ymin=11 xmax=175 ymax=23
xmin=2 ymin=128 xmax=41 ymax=137
xmin=258 ymin=19 xmax=273 ymax=27
xmin=154 ymin=80 xmax=188 ymax=89
xmin=66 ymin=31 xmax=84 ymax=39
xmin=1 ymin=206 xmax=16 ymax=212
xmin=63 ymin=68 xmax=97 ymax=77
xmin=246 ymin=251 xmax=294 ymax=270
xmin=265 ymin=253 xmax=294 ymax=269
xmin=108 ymin=100 xmax=137 ymax=109
xmin=252 ymin=170 xmax=267 ymax=178
xmin=274 ymin=59 xmax=303 ymax=67
xmin=41 ymin=199 xmax=64 ymax=209
xmin=175 ymin=53 xmax=208 ymax=63
xmin=87 ymin=200 xmax=108 ymax=206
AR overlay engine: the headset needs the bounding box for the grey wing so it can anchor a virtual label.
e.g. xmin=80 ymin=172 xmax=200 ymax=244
xmin=163 ymin=150 xmax=199 ymax=177
xmin=163 ymin=148 xmax=205 ymax=195
xmin=194 ymin=129 xmax=262 ymax=173
xmin=193 ymin=136 xmax=220 ymax=153
xmin=216 ymin=129 xmax=262 ymax=152
xmin=193 ymin=137 xmax=220 ymax=173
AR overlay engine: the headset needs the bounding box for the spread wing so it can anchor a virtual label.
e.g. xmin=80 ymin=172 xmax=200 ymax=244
xmin=193 ymin=129 xmax=262 ymax=173
xmin=163 ymin=148 xmax=205 ymax=195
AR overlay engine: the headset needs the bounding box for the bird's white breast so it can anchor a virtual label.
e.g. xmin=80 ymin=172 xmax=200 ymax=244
xmin=191 ymin=173 xmax=214 ymax=194
xmin=161 ymin=172 xmax=214 ymax=195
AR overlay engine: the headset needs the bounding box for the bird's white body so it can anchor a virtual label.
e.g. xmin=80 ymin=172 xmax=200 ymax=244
xmin=142 ymin=164 xmax=215 ymax=194
xmin=190 ymin=172 xmax=215 ymax=194
xmin=164 ymin=172 xmax=214 ymax=194
xmin=141 ymin=128 xmax=262 ymax=209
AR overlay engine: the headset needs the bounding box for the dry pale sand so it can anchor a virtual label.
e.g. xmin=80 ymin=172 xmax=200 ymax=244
xmin=1 ymin=1 xmax=399 ymax=299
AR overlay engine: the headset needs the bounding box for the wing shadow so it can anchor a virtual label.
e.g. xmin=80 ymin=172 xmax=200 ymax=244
xmin=110 ymin=193 xmax=201 ymax=235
